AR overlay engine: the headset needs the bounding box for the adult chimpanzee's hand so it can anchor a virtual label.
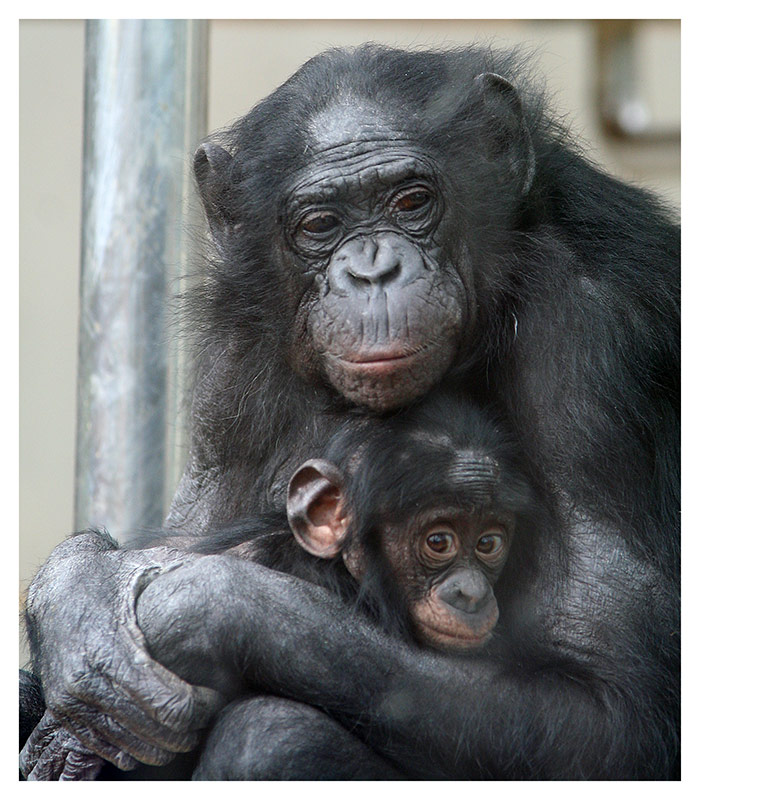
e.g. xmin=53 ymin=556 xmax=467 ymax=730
xmin=20 ymin=530 xmax=224 ymax=778
xmin=20 ymin=712 xmax=105 ymax=781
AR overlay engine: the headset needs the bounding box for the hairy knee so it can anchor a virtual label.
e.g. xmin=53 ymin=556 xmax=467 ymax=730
xmin=194 ymin=697 xmax=339 ymax=780
xmin=194 ymin=696 xmax=401 ymax=780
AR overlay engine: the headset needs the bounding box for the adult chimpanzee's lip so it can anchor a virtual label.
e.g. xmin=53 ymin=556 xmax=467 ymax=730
xmin=329 ymin=348 xmax=426 ymax=372
xmin=351 ymin=354 xmax=415 ymax=366
xmin=334 ymin=344 xmax=431 ymax=367
xmin=354 ymin=353 xmax=408 ymax=363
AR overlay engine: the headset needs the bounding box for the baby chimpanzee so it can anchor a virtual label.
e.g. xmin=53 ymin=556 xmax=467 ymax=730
xmin=191 ymin=393 xmax=536 ymax=652
xmin=20 ymin=394 xmax=536 ymax=780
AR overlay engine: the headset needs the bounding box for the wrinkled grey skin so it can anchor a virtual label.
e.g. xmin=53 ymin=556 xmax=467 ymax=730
xmin=285 ymin=134 xmax=470 ymax=411
xmin=21 ymin=532 xmax=224 ymax=779
xmin=21 ymin=45 xmax=679 ymax=780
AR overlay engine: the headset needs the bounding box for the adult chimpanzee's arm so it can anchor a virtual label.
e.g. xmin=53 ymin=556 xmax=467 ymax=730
xmin=21 ymin=530 xmax=224 ymax=775
xmin=136 ymin=526 xmax=679 ymax=780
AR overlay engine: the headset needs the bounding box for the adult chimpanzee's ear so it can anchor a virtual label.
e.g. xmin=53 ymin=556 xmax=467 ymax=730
xmin=474 ymin=72 xmax=536 ymax=196
xmin=287 ymin=459 xmax=350 ymax=559
xmin=193 ymin=142 xmax=236 ymax=252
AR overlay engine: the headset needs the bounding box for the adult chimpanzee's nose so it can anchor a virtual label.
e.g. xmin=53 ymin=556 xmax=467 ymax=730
xmin=346 ymin=236 xmax=401 ymax=285
xmin=438 ymin=569 xmax=492 ymax=614
xmin=329 ymin=232 xmax=424 ymax=292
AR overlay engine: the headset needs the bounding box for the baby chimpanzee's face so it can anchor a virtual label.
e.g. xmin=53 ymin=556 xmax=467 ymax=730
xmin=368 ymin=504 xmax=514 ymax=650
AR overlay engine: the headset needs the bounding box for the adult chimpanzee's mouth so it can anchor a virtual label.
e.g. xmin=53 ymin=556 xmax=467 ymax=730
xmin=320 ymin=338 xmax=458 ymax=411
xmin=352 ymin=353 xmax=413 ymax=364
xmin=333 ymin=343 xmax=433 ymax=369
xmin=345 ymin=353 xmax=417 ymax=369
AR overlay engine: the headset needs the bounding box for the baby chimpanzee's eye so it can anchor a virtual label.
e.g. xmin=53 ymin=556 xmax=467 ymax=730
xmin=475 ymin=532 xmax=505 ymax=559
xmin=422 ymin=529 xmax=457 ymax=561
xmin=427 ymin=532 xmax=453 ymax=552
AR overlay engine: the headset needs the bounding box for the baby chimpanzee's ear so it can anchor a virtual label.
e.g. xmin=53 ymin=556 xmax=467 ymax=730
xmin=287 ymin=459 xmax=350 ymax=558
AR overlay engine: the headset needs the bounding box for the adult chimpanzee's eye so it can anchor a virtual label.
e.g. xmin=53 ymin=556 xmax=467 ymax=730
xmin=424 ymin=530 xmax=456 ymax=558
xmin=392 ymin=188 xmax=432 ymax=214
xmin=476 ymin=532 xmax=505 ymax=557
xmin=299 ymin=211 xmax=340 ymax=236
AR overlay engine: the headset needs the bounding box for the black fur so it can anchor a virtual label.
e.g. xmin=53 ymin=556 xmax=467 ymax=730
xmin=19 ymin=671 xmax=45 ymax=750
xmin=22 ymin=44 xmax=679 ymax=780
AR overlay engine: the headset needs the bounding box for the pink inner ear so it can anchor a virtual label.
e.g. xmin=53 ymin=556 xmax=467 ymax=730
xmin=308 ymin=487 xmax=341 ymax=526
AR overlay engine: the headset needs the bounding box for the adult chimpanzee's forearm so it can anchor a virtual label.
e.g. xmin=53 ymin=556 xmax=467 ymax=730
xmin=135 ymin=555 xmax=663 ymax=780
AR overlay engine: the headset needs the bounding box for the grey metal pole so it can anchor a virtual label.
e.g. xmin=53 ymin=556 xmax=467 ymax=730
xmin=75 ymin=19 xmax=208 ymax=540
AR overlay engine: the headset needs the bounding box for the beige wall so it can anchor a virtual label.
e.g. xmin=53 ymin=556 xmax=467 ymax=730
xmin=19 ymin=19 xmax=679 ymax=663
xmin=20 ymin=20 xmax=85 ymax=637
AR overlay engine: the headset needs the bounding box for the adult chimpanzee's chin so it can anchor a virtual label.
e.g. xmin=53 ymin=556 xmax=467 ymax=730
xmin=323 ymin=341 xmax=459 ymax=410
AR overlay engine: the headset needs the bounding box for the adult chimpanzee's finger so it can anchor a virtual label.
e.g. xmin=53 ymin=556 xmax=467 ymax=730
xmin=24 ymin=734 xmax=70 ymax=781
xmin=109 ymin=663 xmax=225 ymax=737
xmin=22 ymin=722 xmax=110 ymax=782
xmin=53 ymin=706 xmax=176 ymax=769
xmin=26 ymin=537 xmax=219 ymax=763
xmin=22 ymin=706 xmax=164 ymax=776
xmin=59 ymin=750 xmax=107 ymax=781
xmin=65 ymin=667 xmax=224 ymax=755
xmin=50 ymin=572 xmax=226 ymax=751
xmin=19 ymin=711 xmax=60 ymax=778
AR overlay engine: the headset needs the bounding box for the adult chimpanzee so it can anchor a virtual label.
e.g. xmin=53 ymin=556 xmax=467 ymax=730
xmin=22 ymin=394 xmax=537 ymax=780
xmin=22 ymin=44 xmax=680 ymax=780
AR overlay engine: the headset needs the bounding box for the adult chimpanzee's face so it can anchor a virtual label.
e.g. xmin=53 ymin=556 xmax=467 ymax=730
xmin=282 ymin=106 xmax=472 ymax=410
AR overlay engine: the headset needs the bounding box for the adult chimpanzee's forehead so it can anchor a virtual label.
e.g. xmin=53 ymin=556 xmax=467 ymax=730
xmin=307 ymin=98 xmax=413 ymax=150
xmin=287 ymin=148 xmax=436 ymax=210
xmin=283 ymin=100 xmax=439 ymax=205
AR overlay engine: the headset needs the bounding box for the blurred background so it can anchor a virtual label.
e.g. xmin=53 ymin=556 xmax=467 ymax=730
xmin=19 ymin=19 xmax=680 ymax=662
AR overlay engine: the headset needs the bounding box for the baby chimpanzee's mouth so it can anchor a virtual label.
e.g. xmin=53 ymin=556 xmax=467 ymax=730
xmin=417 ymin=623 xmax=492 ymax=651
